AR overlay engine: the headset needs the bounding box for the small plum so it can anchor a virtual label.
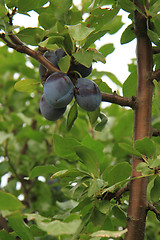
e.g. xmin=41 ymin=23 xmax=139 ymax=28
xmin=73 ymin=63 xmax=92 ymax=78
xmin=55 ymin=48 xmax=66 ymax=62
xmin=39 ymin=49 xmax=66 ymax=80
xmin=43 ymin=72 xmax=74 ymax=108
xmin=39 ymin=50 xmax=58 ymax=79
xmin=40 ymin=94 xmax=66 ymax=121
xmin=75 ymin=78 xmax=101 ymax=111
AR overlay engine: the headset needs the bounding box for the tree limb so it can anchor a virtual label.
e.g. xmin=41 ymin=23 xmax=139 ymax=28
xmin=152 ymin=69 xmax=160 ymax=81
xmin=152 ymin=128 xmax=160 ymax=137
xmin=147 ymin=203 xmax=160 ymax=219
xmin=0 ymin=33 xmax=60 ymax=74
xmin=152 ymin=47 xmax=160 ymax=54
xmin=101 ymin=92 xmax=137 ymax=109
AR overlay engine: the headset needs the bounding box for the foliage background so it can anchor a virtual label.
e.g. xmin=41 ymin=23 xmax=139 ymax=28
xmin=0 ymin=0 xmax=160 ymax=239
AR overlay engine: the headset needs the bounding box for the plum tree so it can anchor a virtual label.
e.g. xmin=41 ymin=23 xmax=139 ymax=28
xmin=43 ymin=72 xmax=74 ymax=108
xmin=74 ymin=78 xmax=101 ymax=111
xmin=40 ymin=94 xmax=66 ymax=121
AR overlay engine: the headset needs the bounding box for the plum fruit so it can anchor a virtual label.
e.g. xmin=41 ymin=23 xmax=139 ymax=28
xmin=74 ymin=78 xmax=101 ymax=111
xmin=73 ymin=63 xmax=92 ymax=78
xmin=43 ymin=72 xmax=74 ymax=108
xmin=39 ymin=49 xmax=66 ymax=79
xmin=55 ymin=48 xmax=66 ymax=62
xmin=39 ymin=51 xmax=58 ymax=79
xmin=40 ymin=94 xmax=66 ymax=121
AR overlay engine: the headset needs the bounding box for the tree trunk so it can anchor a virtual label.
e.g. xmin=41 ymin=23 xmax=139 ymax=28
xmin=125 ymin=1 xmax=153 ymax=239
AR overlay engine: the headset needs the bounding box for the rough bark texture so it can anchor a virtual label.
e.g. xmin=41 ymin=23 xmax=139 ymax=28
xmin=125 ymin=1 xmax=153 ymax=240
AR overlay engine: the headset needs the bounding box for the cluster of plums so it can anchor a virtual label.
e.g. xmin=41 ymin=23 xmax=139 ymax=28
xmin=39 ymin=48 xmax=101 ymax=121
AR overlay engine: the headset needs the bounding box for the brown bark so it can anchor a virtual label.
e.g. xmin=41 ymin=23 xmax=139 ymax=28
xmin=125 ymin=1 xmax=154 ymax=240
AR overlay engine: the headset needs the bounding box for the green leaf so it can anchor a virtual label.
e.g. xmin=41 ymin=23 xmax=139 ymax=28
xmin=118 ymin=0 xmax=137 ymax=12
xmin=66 ymin=23 xmax=94 ymax=41
xmin=83 ymin=30 xmax=109 ymax=50
xmin=29 ymin=213 xmax=82 ymax=236
xmin=98 ymin=43 xmax=115 ymax=57
xmin=0 ymin=190 xmax=24 ymax=211
xmin=0 ymin=3 xmax=7 ymax=17
xmin=0 ymin=132 xmax=13 ymax=144
xmin=38 ymin=13 xmax=57 ymax=30
xmin=50 ymin=169 xmax=87 ymax=180
xmin=95 ymin=113 xmax=108 ymax=132
xmin=92 ymin=71 xmax=122 ymax=88
xmin=30 ymin=165 xmax=55 ymax=179
xmin=53 ymin=134 xmax=80 ymax=161
xmin=150 ymin=176 xmax=160 ymax=202
xmin=135 ymin=137 xmax=155 ymax=158
xmin=136 ymin=162 xmax=151 ymax=175
xmin=148 ymin=29 xmax=160 ymax=47
xmin=150 ymin=156 xmax=160 ymax=168
xmin=94 ymin=78 xmax=112 ymax=94
xmin=120 ymin=23 xmax=135 ymax=44
xmin=8 ymin=212 xmax=34 ymax=240
xmin=123 ymin=71 xmax=137 ymax=97
xmin=118 ymin=143 xmax=142 ymax=157
xmin=57 ymin=202 xmax=79 ymax=213
xmin=101 ymin=15 xmax=124 ymax=35
xmin=14 ymin=79 xmax=40 ymax=93
xmin=73 ymin=49 xmax=93 ymax=68
xmin=150 ymin=1 xmax=160 ymax=13
xmin=107 ymin=162 xmax=132 ymax=185
xmin=88 ymin=7 xmax=119 ymax=32
xmin=147 ymin=176 xmax=157 ymax=201
xmin=17 ymin=0 xmax=48 ymax=12
xmin=74 ymin=145 xmax=100 ymax=178
xmin=39 ymin=36 xmax=64 ymax=48
xmin=16 ymin=28 xmax=45 ymax=46
xmin=0 ymin=230 xmax=15 ymax=240
xmin=88 ymin=107 xmax=100 ymax=126
xmin=58 ymin=54 xmax=71 ymax=73
xmin=0 ymin=161 xmax=10 ymax=176
xmin=96 ymin=200 xmax=110 ymax=215
xmin=91 ymin=229 xmax=128 ymax=238
xmin=88 ymin=179 xmax=104 ymax=197
xmin=112 ymin=206 xmax=126 ymax=226
xmin=66 ymin=101 xmax=78 ymax=131
xmin=91 ymin=50 xmax=106 ymax=64
xmin=82 ymin=134 xmax=104 ymax=163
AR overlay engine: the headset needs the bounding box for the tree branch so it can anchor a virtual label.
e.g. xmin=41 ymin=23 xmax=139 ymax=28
xmin=152 ymin=69 xmax=160 ymax=81
xmin=152 ymin=47 xmax=160 ymax=54
xmin=152 ymin=128 xmax=160 ymax=137
xmin=148 ymin=203 xmax=160 ymax=219
xmin=101 ymin=92 xmax=137 ymax=109
xmin=0 ymin=33 xmax=60 ymax=74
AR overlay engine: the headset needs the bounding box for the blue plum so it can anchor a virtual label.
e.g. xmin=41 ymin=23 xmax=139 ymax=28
xmin=43 ymin=72 xmax=74 ymax=108
xmin=73 ymin=63 xmax=92 ymax=78
xmin=40 ymin=94 xmax=66 ymax=121
xmin=39 ymin=50 xmax=58 ymax=79
xmin=55 ymin=48 xmax=66 ymax=62
xmin=74 ymin=78 xmax=101 ymax=111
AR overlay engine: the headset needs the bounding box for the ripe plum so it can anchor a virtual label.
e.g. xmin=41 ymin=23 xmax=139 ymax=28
xmin=43 ymin=72 xmax=74 ymax=108
xmin=40 ymin=94 xmax=66 ymax=121
xmin=75 ymin=78 xmax=101 ymax=111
